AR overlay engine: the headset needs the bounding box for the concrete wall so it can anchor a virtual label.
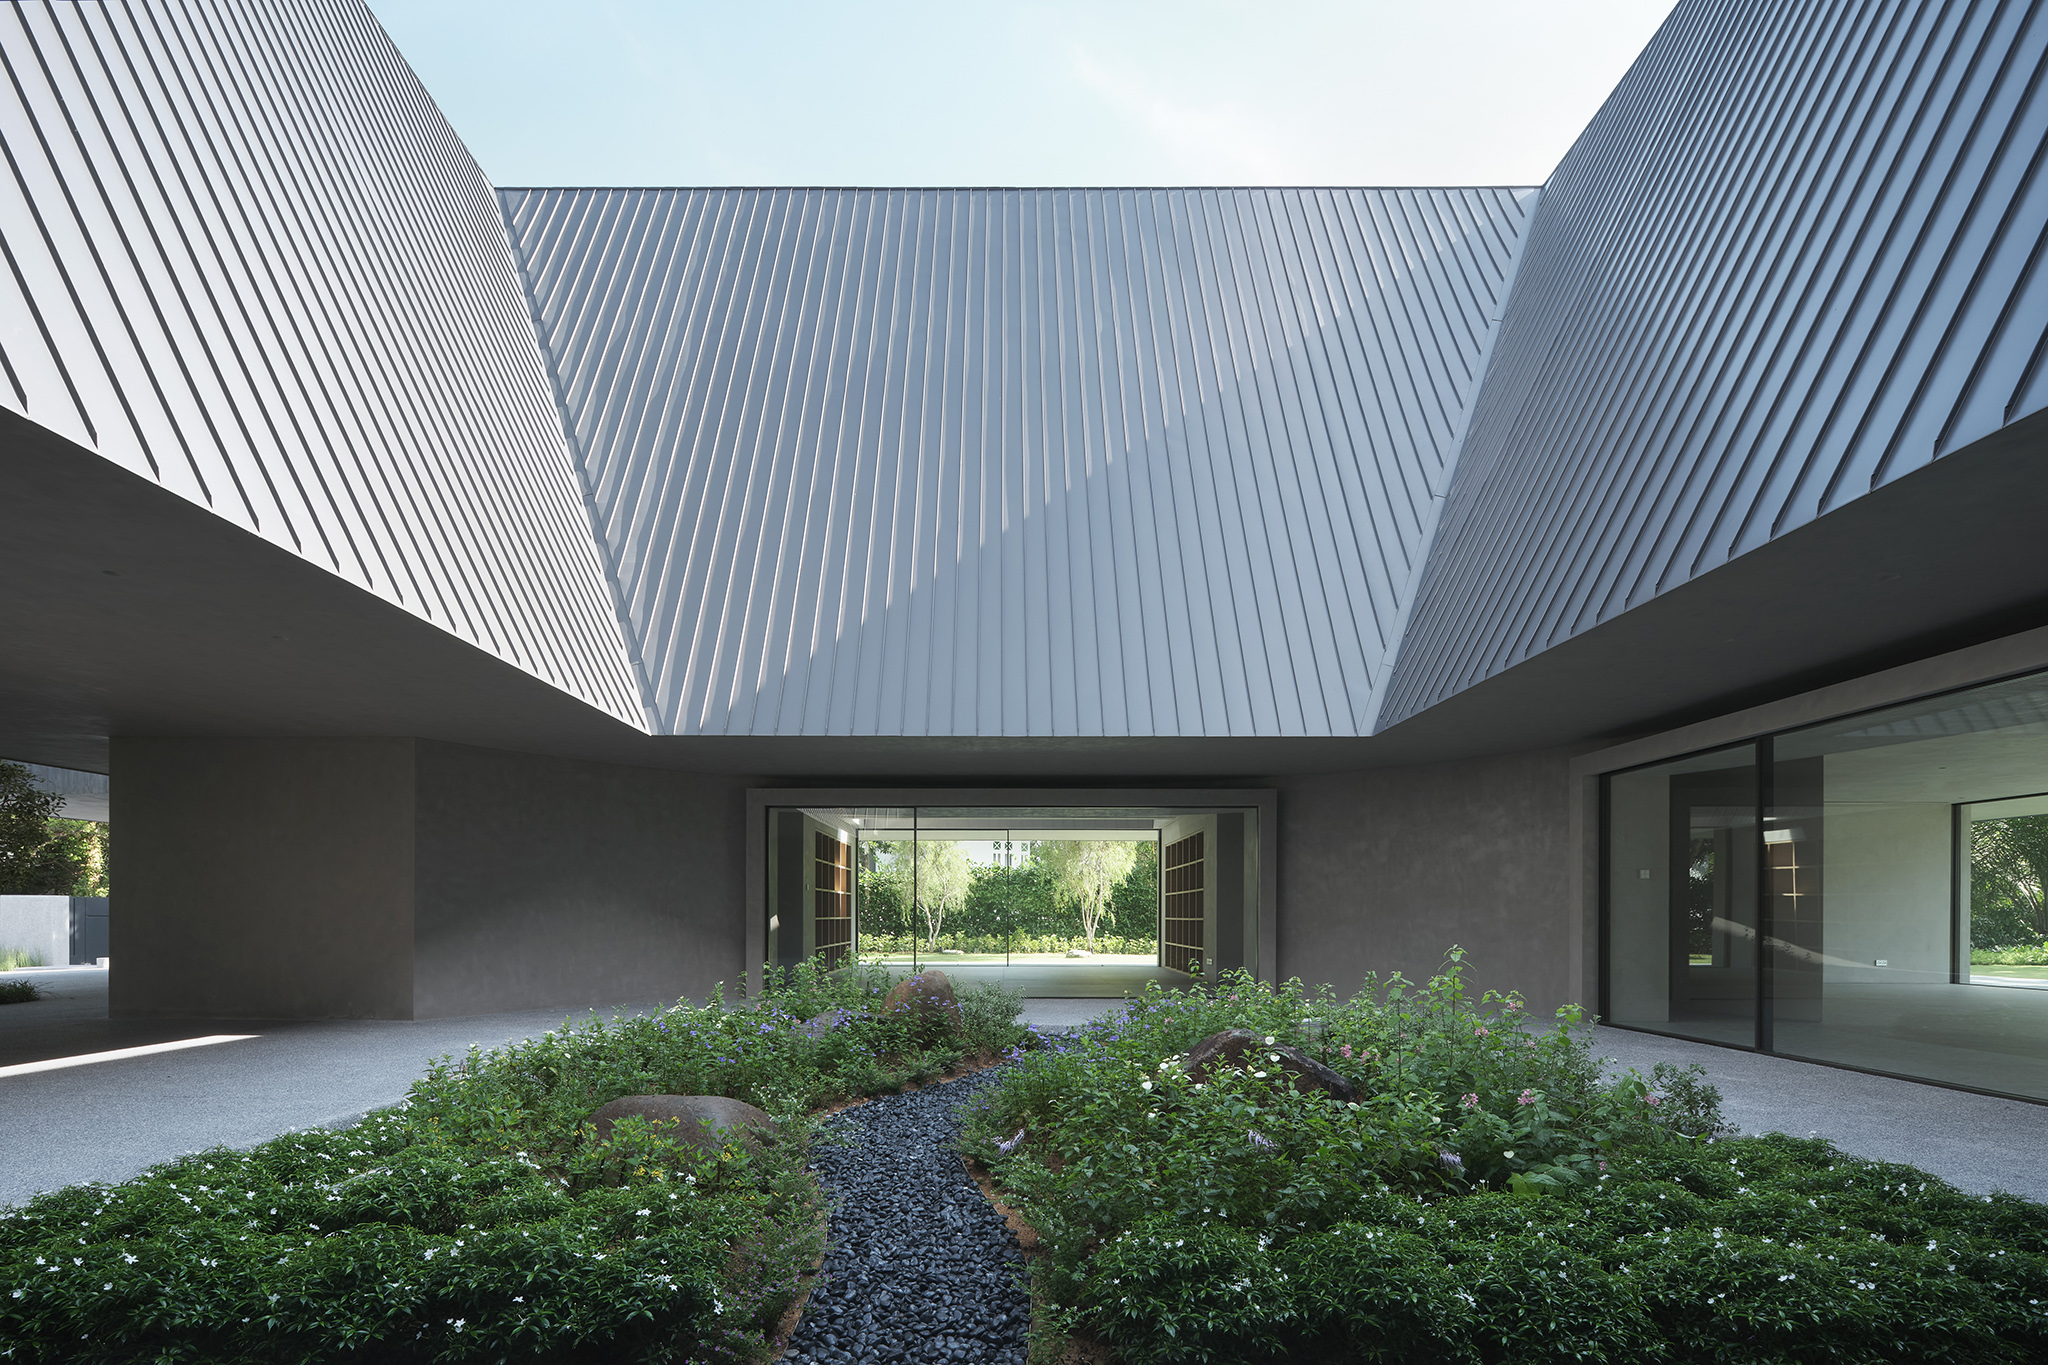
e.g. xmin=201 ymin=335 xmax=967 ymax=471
xmin=110 ymin=737 xmax=752 ymax=1020
xmin=111 ymin=738 xmax=416 ymax=1019
xmin=1819 ymin=802 xmax=1952 ymax=985
xmin=0 ymin=896 xmax=69 ymax=968
xmin=412 ymin=742 xmax=750 ymax=1017
xmin=1272 ymin=747 xmax=1578 ymax=1015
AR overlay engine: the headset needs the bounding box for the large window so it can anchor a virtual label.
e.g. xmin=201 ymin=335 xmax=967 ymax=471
xmin=1603 ymin=670 xmax=2048 ymax=1102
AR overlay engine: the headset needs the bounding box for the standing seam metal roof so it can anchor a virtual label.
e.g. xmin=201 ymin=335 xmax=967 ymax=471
xmin=504 ymin=185 xmax=1536 ymax=738
xmin=1379 ymin=0 xmax=2048 ymax=727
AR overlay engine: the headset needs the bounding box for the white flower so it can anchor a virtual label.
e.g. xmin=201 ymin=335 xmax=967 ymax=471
xmin=637 ymin=1209 xmax=651 ymax=1217
xmin=1140 ymin=1080 xmax=1153 ymax=1092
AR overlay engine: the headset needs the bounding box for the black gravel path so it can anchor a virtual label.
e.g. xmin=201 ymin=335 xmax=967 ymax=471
xmin=783 ymin=1069 xmax=1031 ymax=1364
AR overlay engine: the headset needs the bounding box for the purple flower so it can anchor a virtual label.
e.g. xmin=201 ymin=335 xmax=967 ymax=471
xmin=1460 ymin=1092 xmax=1479 ymax=1110
xmin=996 ymin=1128 xmax=1026 ymax=1154
xmin=1438 ymin=1151 xmax=1465 ymax=1173
xmin=1248 ymin=1130 xmax=1276 ymax=1151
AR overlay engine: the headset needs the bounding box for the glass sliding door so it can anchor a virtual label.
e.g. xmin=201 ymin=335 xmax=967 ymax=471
xmin=1604 ymin=743 xmax=1760 ymax=1047
xmin=1602 ymin=667 xmax=2048 ymax=1102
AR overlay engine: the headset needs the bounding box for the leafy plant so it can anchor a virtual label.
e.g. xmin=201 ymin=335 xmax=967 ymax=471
xmin=0 ymin=958 xmax=1026 ymax=1362
xmin=0 ymin=977 xmax=42 ymax=1004
xmin=962 ymin=954 xmax=2048 ymax=1363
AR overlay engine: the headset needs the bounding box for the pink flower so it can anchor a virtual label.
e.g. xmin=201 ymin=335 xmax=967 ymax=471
xmin=1644 ymin=1093 xmax=1662 ymax=1107
xmin=1598 ymin=1159 xmax=1608 ymax=1171
xmin=1339 ymin=1043 xmax=1353 ymax=1059
xmin=1517 ymin=1089 xmax=1536 ymax=1106
xmin=1460 ymin=1092 xmax=1479 ymax=1110
xmin=1473 ymin=1026 xmax=1490 ymax=1038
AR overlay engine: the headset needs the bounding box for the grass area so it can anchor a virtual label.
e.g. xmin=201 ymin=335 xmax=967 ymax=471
xmin=960 ymin=955 xmax=2048 ymax=1363
xmin=0 ymin=948 xmax=48 ymax=971
xmin=1973 ymin=964 xmax=2048 ymax=981
xmin=0 ymin=964 xmax=1031 ymax=1364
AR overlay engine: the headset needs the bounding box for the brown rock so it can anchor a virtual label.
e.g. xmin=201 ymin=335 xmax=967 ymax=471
xmin=881 ymin=969 xmax=964 ymax=1038
xmin=587 ymin=1095 xmax=777 ymax=1156
xmin=1183 ymin=1028 xmax=1357 ymax=1103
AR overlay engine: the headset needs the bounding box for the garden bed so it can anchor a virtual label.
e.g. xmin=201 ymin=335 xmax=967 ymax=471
xmin=959 ymin=954 xmax=2048 ymax=1364
xmin=0 ymin=964 xmax=1029 ymax=1364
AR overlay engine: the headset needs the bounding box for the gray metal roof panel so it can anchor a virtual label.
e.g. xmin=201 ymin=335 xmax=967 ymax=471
xmin=1380 ymin=0 xmax=2048 ymax=728
xmin=506 ymin=185 xmax=1534 ymax=737
xmin=0 ymin=0 xmax=643 ymax=726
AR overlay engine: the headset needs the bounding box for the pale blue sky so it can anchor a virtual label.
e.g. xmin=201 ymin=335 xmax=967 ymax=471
xmin=365 ymin=1 xmax=1680 ymax=188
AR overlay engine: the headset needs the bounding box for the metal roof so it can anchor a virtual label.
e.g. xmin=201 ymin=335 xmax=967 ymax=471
xmin=1378 ymin=0 xmax=2048 ymax=729
xmin=504 ymin=185 xmax=1536 ymax=737
xmin=0 ymin=0 xmax=643 ymax=726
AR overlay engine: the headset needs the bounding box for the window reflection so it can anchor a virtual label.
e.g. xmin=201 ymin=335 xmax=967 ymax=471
xmin=1605 ymin=671 xmax=2048 ymax=1102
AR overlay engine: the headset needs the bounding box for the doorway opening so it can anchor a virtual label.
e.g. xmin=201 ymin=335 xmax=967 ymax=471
xmin=758 ymin=800 xmax=1265 ymax=998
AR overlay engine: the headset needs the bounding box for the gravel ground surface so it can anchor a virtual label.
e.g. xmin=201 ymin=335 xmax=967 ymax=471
xmin=784 ymin=1069 xmax=1029 ymax=1365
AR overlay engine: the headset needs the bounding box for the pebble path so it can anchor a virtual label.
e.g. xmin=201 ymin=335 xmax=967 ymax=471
xmin=782 ymin=1069 xmax=1032 ymax=1364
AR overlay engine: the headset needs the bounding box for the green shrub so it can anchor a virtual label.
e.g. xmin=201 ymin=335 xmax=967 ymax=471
xmin=965 ymin=954 xmax=2048 ymax=1363
xmin=0 ymin=959 xmax=1026 ymax=1363
xmin=0 ymin=976 xmax=42 ymax=1003
xmin=1972 ymin=943 xmax=2048 ymax=966
xmin=0 ymin=948 xmax=47 ymax=971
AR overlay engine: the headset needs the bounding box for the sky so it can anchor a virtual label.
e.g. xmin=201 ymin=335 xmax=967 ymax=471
xmin=364 ymin=1 xmax=1681 ymax=188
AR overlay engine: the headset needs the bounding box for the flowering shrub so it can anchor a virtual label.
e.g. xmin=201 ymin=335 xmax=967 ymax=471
xmin=0 ymin=960 xmax=1029 ymax=1363
xmin=961 ymin=954 xmax=2048 ymax=1363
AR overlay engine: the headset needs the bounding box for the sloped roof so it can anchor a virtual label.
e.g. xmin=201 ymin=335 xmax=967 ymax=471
xmin=1379 ymin=0 xmax=2048 ymax=729
xmin=504 ymin=185 xmax=1535 ymax=737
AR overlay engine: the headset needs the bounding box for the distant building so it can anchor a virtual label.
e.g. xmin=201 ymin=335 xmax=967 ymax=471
xmin=2 ymin=1 xmax=2045 ymax=1101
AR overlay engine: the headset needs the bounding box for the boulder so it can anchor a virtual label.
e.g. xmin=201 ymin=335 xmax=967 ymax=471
xmin=1182 ymin=1028 xmax=1357 ymax=1103
xmin=587 ymin=1095 xmax=777 ymax=1156
xmin=881 ymin=969 xmax=964 ymax=1038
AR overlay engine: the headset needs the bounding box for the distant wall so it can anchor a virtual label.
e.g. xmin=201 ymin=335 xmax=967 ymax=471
xmin=111 ymin=738 xmax=416 ymax=1019
xmin=412 ymin=742 xmax=749 ymax=1017
xmin=111 ymin=737 xmax=751 ymax=1020
xmin=0 ymin=897 xmax=68 ymax=968
xmin=1272 ymin=748 xmax=1579 ymax=1014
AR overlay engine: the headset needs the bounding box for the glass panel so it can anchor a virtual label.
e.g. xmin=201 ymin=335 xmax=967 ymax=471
xmin=1605 ymin=744 xmax=1759 ymax=1046
xmin=1769 ymin=670 xmax=2048 ymax=1100
xmin=770 ymin=803 xmax=1258 ymax=997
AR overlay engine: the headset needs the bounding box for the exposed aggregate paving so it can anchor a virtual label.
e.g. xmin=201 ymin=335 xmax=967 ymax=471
xmin=782 ymin=1069 xmax=1031 ymax=1364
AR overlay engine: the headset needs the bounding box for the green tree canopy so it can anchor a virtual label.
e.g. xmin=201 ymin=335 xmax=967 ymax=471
xmin=1972 ymin=814 xmax=2048 ymax=948
xmin=864 ymin=840 xmax=974 ymax=950
xmin=0 ymin=763 xmax=110 ymax=896
xmin=1040 ymin=839 xmax=1142 ymax=952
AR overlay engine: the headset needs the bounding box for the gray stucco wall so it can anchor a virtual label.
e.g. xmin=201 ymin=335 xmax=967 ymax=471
xmin=110 ymin=738 xmax=416 ymax=1019
xmin=109 ymin=737 xmax=752 ymax=1020
xmin=412 ymin=742 xmax=749 ymax=1017
xmin=1272 ymin=748 xmax=1579 ymax=1015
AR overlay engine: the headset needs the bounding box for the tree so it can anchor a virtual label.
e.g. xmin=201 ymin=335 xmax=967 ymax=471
xmin=866 ymin=840 xmax=974 ymax=950
xmin=1041 ymin=840 xmax=1141 ymax=952
xmin=0 ymin=761 xmax=77 ymax=895
xmin=1972 ymin=815 xmax=2048 ymax=948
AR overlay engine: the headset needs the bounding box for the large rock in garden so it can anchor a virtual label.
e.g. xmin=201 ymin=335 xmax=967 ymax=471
xmin=1183 ymin=1028 xmax=1357 ymax=1103
xmin=882 ymin=969 xmax=964 ymax=1038
xmin=587 ymin=1095 xmax=777 ymax=1156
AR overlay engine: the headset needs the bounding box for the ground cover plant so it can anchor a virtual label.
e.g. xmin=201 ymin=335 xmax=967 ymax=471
xmin=961 ymin=953 xmax=2048 ymax=1364
xmin=0 ymin=976 xmax=41 ymax=1003
xmin=0 ymin=964 xmax=1029 ymax=1364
